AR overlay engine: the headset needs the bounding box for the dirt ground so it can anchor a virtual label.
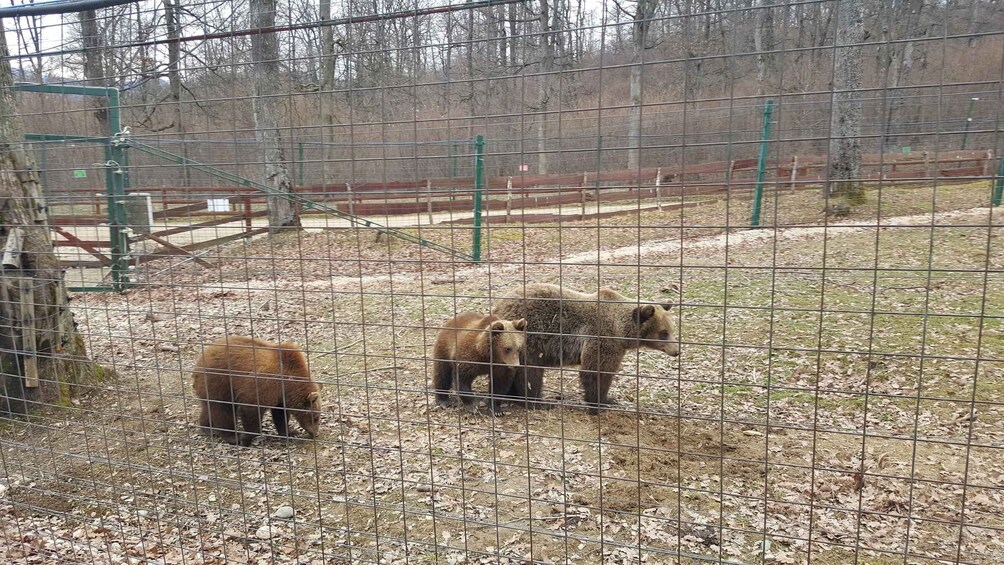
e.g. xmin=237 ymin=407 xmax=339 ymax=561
xmin=2 ymin=183 xmax=1003 ymax=564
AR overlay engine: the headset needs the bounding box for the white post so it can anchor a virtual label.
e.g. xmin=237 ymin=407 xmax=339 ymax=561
xmin=655 ymin=167 xmax=663 ymax=211
xmin=506 ymin=176 xmax=513 ymax=219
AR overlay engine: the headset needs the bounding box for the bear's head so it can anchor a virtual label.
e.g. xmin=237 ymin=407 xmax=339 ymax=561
xmin=631 ymin=303 xmax=680 ymax=357
xmin=488 ymin=318 xmax=527 ymax=367
xmin=292 ymin=388 xmax=322 ymax=438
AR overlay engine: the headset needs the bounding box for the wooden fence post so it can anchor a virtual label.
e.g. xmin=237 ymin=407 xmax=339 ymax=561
xmin=347 ymin=183 xmax=354 ymax=216
xmin=789 ymin=155 xmax=799 ymax=192
xmin=243 ymin=195 xmax=252 ymax=236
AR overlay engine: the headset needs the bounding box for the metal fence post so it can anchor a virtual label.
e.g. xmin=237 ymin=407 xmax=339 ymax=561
xmin=472 ymin=135 xmax=485 ymax=262
xmin=106 ymin=89 xmax=131 ymax=292
xmin=750 ymin=99 xmax=775 ymax=227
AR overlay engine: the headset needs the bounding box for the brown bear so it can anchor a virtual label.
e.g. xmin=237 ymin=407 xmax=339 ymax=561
xmin=492 ymin=284 xmax=680 ymax=414
xmin=192 ymin=336 xmax=321 ymax=446
xmin=432 ymin=312 xmax=527 ymax=415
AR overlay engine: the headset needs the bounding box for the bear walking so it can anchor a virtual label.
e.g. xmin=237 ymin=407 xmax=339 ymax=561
xmin=492 ymin=284 xmax=680 ymax=414
xmin=192 ymin=336 xmax=321 ymax=446
xmin=432 ymin=312 xmax=527 ymax=415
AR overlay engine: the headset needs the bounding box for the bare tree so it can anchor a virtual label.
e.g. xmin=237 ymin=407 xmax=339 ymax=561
xmin=250 ymin=0 xmax=301 ymax=230
xmin=626 ymin=0 xmax=657 ymax=171
xmin=879 ymin=0 xmax=926 ymax=150
xmin=11 ymin=12 xmax=45 ymax=83
xmin=826 ymin=0 xmax=865 ymax=211
xmin=754 ymin=0 xmax=776 ymax=94
xmin=0 ymin=28 xmax=107 ymax=415
xmin=319 ymin=0 xmax=339 ymax=182
xmin=536 ymin=0 xmax=558 ymax=174
xmin=164 ymin=0 xmax=191 ymax=186
xmin=78 ymin=9 xmax=108 ymax=129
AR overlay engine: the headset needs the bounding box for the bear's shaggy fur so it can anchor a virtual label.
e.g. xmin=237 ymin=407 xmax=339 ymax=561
xmin=432 ymin=312 xmax=527 ymax=415
xmin=192 ymin=336 xmax=321 ymax=446
xmin=492 ymin=284 xmax=680 ymax=413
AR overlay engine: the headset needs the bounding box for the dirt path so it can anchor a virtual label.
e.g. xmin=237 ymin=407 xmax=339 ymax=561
xmin=562 ymin=206 xmax=997 ymax=264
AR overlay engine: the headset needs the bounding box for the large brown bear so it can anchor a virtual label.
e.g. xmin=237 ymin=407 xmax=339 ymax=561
xmin=432 ymin=312 xmax=527 ymax=415
xmin=492 ymin=284 xmax=680 ymax=414
xmin=192 ymin=336 xmax=321 ymax=446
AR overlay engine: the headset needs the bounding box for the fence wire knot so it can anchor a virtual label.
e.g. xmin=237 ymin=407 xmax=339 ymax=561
xmin=111 ymin=126 xmax=131 ymax=147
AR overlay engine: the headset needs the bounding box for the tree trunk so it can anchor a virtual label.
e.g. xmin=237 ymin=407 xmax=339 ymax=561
xmin=537 ymin=0 xmax=554 ymax=174
xmin=881 ymin=0 xmax=924 ymax=151
xmin=754 ymin=0 xmax=775 ymax=94
xmin=826 ymin=0 xmax=865 ymax=209
xmin=319 ymin=0 xmax=337 ymax=183
xmin=78 ymin=9 xmax=108 ymax=129
xmin=164 ymin=0 xmax=190 ymax=187
xmin=627 ymin=0 xmax=655 ymax=171
xmin=0 ymin=28 xmax=107 ymax=415
xmin=249 ymin=0 xmax=301 ymax=230
xmin=682 ymin=0 xmax=701 ymax=100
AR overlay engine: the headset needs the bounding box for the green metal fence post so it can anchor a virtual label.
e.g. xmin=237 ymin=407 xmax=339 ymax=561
xmin=472 ymin=135 xmax=485 ymax=262
xmin=105 ymin=88 xmax=131 ymax=292
xmin=750 ymin=99 xmax=775 ymax=227
xmin=14 ymin=83 xmax=135 ymax=291
xmin=993 ymin=150 xmax=1004 ymax=207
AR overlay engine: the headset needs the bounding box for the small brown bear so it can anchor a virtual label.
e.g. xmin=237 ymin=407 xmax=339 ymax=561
xmin=492 ymin=284 xmax=680 ymax=414
xmin=192 ymin=336 xmax=321 ymax=446
xmin=432 ymin=312 xmax=527 ymax=415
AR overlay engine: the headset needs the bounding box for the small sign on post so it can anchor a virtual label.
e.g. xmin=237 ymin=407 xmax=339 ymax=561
xmin=207 ymin=198 xmax=231 ymax=213
xmin=73 ymin=169 xmax=87 ymax=179
xmin=902 ymin=146 xmax=911 ymax=154
xmin=518 ymin=164 xmax=529 ymax=172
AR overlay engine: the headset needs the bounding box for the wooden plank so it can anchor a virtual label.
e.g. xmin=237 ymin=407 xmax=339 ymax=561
xmin=135 ymin=210 xmax=268 ymax=241
xmin=58 ymin=260 xmax=109 ymax=268
xmin=145 ymin=235 xmax=214 ymax=268
xmin=152 ymin=202 xmax=212 ymax=220
xmin=50 ymin=215 xmax=104 ymax=226
xmin=135 ymin=227 xmax=271 ymax=265
xmin=18 ymin=277 xmax=39 ymax=388
xmin=51 ymin=227 xmax=113 ymax=266
xmin=2 ymin=227 xmax=25 ymax=269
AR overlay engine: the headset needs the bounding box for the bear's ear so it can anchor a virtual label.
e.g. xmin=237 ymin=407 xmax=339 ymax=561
xmin=489 ymin=320 xmax=506 ymax=333
xmin=632 ymin=305 xmax=656 ymax=323
xmin=307 ymin=391 xmax=320 ymax=403
xmin=513 ymin=318 xmax=527 ymax=332
xmin=661 ymin=303 xmax=673 ymax=312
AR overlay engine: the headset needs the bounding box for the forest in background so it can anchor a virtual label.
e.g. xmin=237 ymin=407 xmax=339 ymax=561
xmin=4 ymin=0 xmax=1003 ymax=186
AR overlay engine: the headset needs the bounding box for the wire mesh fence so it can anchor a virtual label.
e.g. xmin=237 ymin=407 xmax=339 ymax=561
xmin=1 ymin=0 xmax=1003 ymax=563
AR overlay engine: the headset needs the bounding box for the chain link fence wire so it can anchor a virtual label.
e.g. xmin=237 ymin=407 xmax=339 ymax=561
xmin=1 ymin=0 xmax=1003 ymax=563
